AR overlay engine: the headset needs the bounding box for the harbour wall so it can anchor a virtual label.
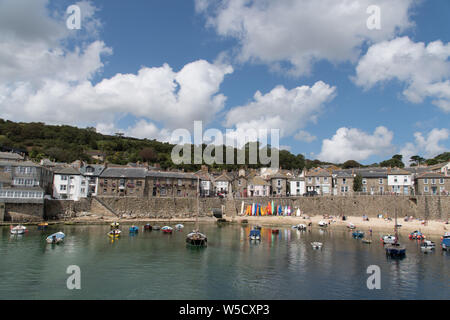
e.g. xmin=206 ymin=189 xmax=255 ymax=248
xmin=0 ymin=196 xmax=448 ymax=222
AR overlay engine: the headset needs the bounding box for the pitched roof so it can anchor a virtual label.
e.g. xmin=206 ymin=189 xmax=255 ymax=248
xmin=79 ymin=164 xmax=105 ymax=176
xmin=248 ymin=176 xmax=270 ymax=186
xmin=388 ymin=168 xmax=411 ymax=175
xmin=53 ymin=167 xmax=80 ymax=175
xmin=306 ymin=167 xmax=332 ymax=177
xmin=0 ymin=152 xmax=24 ymax=161
xmin=100 ymin=167 xmax=147 ymax=178
xmin=147 ymin=171 xmax=196 ymax=179
xmin=0 ymin=160 xmax=41 ymax=167
xmin=416 ymin=172 xmax=448 ymax=179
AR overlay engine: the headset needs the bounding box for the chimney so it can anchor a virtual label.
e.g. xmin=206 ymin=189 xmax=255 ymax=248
xmin=201 ymin=165 xmax=208 ymax=172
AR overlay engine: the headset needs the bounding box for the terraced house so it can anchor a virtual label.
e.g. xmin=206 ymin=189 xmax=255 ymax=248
xmin=332 ymin=170 xmax=354 ymax=195
xmin=98 ymin=167 xmax=147 ymax=197
xmin=305 ymin=167 xmax=332 ymax=195
xmin=415 ymin=172 xmax=449 ymax=195
xmin=359 ymin=168 xmax=388 ymax=195
xmin=147 ymin=171 xmax=198 ymax=197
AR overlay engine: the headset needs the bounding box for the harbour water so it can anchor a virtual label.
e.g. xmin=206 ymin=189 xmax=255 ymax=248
xmin=0 ymin=223 xmax=448 ymax=300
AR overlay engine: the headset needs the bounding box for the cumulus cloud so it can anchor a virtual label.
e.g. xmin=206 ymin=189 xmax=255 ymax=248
xmin=196 ymin=0 xmax=415 ymax=76
xmin=354 ymin=36 xmax=450 ymax=112
xmin=400 ymin=128 xmax=450 ymax=162
xmin=318 ymin=126 xmax=395 ymax=163
xmin=225 ymin=81 xmax=336 ymax=139
xmin=0 ymin=0 xmax=233 ymax=139
xmin=294 ymin=130 xmax=317 ymax=143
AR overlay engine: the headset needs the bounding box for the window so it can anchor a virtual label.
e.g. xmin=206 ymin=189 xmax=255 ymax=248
xmin=362 ymin=179 xmax=367 ymax=184
xmin=161 ymin=187 xmax=166 ymax=195
xmin=379 ymin=178 xmax=383 ymax=184
xmin=341 ymin=186 xmax=345 ymax=192
xmin=394 ymin=176 xmax=398 ymax=183
xmin=60 ymin=185 xmax=67 ymax=191
xmin=81 ymin=188 xmax=85 ymax=194
xmin=178 ymin=179 xmax=182 ymax=186
xmin=342 ymin=178 xmax=346 ymax=185
xmin=296 ymin=182 xmax=300 ymax=187
xmin=431 ymin=179 xmax=436 ymax=184
xmin=308 ymin=177 xmax=312 ymax=183
xmin=423 ymin=178 xmax=428 ymax=184
xmin=424 ymin=186 xmax=429 ymax=192
xmin=323 ymin=177 xmax=328 ymax=183
xmin=61 ymin=175 xmax=68 ymax=181
xmin=238 ymin=180 xmax=242 ymax=186
xmin=137 ymin=181 xmax=142 ymax=186
xmin=439 ymin=178 xmax=444 ymax=184
xmin=177 ymin=190 xmax=181 ymax=196
xmin=440 ymin=186 xmax=445 ymax=193
xmin=362 ymin=187 xmax=367 ymax=192
xmin=403 ymin=177 xmax=408 ymax=183
xmin=315 ymin=177 xmax=320 ymax=183
xmin=380 ymin=187 xmax=384 ymax=193
xmin=277 ymin=179 xmax=281 ymax=186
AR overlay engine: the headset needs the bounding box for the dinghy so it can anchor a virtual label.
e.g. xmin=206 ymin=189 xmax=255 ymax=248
xmin=347 ymin=223 xmax=356 ymax=229
xmin=420 ymin=240 xmax=435 ymax=253
xmin=441 ymin=233 xmax=450 ymax=251
xmin=318 ymin=221 xmax=328 ymax=227
xmin=249 ymin=229 xmax=261 ymax=241
xmin=175 ymin=224 xmax=184 ymax=230
xmin=46 ymin=232 xmax=65 ymax=244
xmin=311 ymin=242 xmax=323 ymax=249
xmin=161 ymin=226 xmax=173 ymax=234
xmin=352 ymin=230 xmax=365 ymax=238
xmin=409 ymin=231 xmax=425 ymax=240
xmin=108 ymin=230 xmax=121 ymax=238
xmin=385 ymin=209 xmax=406 ymax=258
xmin=129 ymin=226 xmax=139 ymax=233
xmin=186 ymin=230 xmax=207 ymax=247
xmin=110 ymin=222 xmax=120 ymax=230
xmin=10 ymin=225 xmax=27 ymax=235
xmin=153 ymin=225 xmax=161 ymax=231
xmin=144 ymin=224 xmax=152 ymax=231
xmin=381 ymin=234 xmax=396 ymax=244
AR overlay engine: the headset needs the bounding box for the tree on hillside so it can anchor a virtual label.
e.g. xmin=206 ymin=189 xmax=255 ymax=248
xmin=353 ymin=173 xmax=363 ymax=192
xmin=380 ymin=154 xmax=405 ymax=168
xmin=139 ymin=147 xmax=158 ymax=163
xmin=410 ymin=155 xmax=425 ymax=166
xmin=342 ymin=160 xmax=361 ymax=169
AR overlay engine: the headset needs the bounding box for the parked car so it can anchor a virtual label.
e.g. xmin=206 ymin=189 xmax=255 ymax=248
xmin=303 ymin=191 xmax=318 ymax=197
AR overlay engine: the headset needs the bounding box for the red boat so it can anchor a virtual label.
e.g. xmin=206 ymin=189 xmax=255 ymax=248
xmin=162 ymin=226 xmax=173 ymax=234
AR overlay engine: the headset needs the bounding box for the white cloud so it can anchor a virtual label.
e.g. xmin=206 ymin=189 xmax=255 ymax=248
xmin=225 ymin=81 xmax=336 ymax=139
xmin=400 ymin=128 xmax=450 ymax=162
xmin=125 ymin=119 xmax=171 ymax=142
xmin=318 ymin=126 xmax=395 ymax=163
xmin=0 ymin=0 xmax=233 ymax=135
xmin=354 ymin=36 xmax=450 ymax=112
xmin=197 ymin=0 xmax=415 ymax=76
xmin=294 ymin=130 xmax=317 ymax=143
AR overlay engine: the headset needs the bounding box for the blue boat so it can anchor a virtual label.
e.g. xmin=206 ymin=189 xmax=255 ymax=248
xmin=441 ymin=233 xmax=450 ymax=251
xmin=129 ymin=226 xmax=139 ymax=233
xmin=249 ymin=229 xmax=261 ymax=241
xmin=46 ymin=232 xmax=65 ymax=244
xmin=352 ymin=230 xmax=364 ymax=238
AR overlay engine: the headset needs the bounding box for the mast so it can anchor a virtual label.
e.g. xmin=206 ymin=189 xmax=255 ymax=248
xmin=394 ymin=208 xmax=398 ymax=244
xmin=196 ymin=176 xmax=199 ymax=231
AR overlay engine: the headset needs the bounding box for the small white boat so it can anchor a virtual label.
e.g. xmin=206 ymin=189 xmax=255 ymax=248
xmin=318 ymin=221 xmax=328 ymax=227
xmin=420 ymin=240 xmax=436 ymax=252
xmin=311 ymin=242 xmax=323 ymax=249
xmin=161 ymin=226 xmax=173 ymax=233
xmin=46 ymin=232 xmax=65 ymax=244
xmin=175 ymin=224 xmax=184 ymax=230
xmin=10 ymin=225 xmax=27 ymax=235
xmin=381 ymin=234 xmax=396 ymax=244
xmin=347 ymin=223 xmax=356 ymax=229
xmin=297 ymin=224 xmax=307 ymax=230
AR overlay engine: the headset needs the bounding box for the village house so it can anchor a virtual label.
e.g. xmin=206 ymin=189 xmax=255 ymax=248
xmin=387 ymin=168 xmax=413 ymax=195
xmin=147 ymin=171 xmax=198 ymax=197
xmin=98 ymin=167 xmax=147 ymax=197
xmin=358 ymin=169 xmax=388 ymax=195
xmin=213 ymin=171 xmax=233 ymax=195
xmin=269 ymin=172 xmax=288 ymax=196
xmin=79 ymin=164 xmax=105 ymax=196
xmin=0 ymin=151 xmax=24 ymax=162
xmin=332 ymin=170 xmax=354 ymax=196
xmin=289 ymin=175 xmax=305 ymax=196
xmin=0 ymin=160 xmax=52 ymax=202
xmin=305 ymin=167 xmax=332 ymax=195
xmin=52 ymin=167 xmax=88 ymax=201
xmin=415 ymin=172 xmax=449 ymax=195
xmin=232 ymin=169 xmax=248 ymax=198
xmin=194 ymin=165 xmax=213 ymax=197
xmin=247 ymin=175 xmax=270 ymax=197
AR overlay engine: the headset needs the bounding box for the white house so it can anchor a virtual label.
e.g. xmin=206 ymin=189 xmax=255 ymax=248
xmin=79 ymin=164 xmax=105 ymax=196
xmin=289 ymin=177 xmax=305 ymax=196
xmin=52 ymin=167 xmax=88 ymax=201
xmin=213 ymin=172 xmax=232 ymax=195
xmin=247 ymin=176 xmax=270 ymax=197
xmin=387 ymin=169 xmax=413 ymax=195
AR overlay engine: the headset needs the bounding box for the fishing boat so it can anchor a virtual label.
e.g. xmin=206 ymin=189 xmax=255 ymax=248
xmin=318 ymin=221 xmax=328 ymax=227
xmin=271 ymin=229 xmax=279 ymax=234
xmin=311 ymin=242 xmax=323 ymax=249
xmin=46 ymin=232 xmax=65 ymax=244
xmin=352 ymin=230 xmax=365 ymax=238
xmin=385 ymin=209 xmax=406 ymax=258
xmin=162 ymin=226 xmax=173 ymax=234
xmin=144 ymin=224 xmax=152 ymax=231
xmin=129 ymin=226 xmax=139 ymax=233
xmin=10 ymin=225 xmax=27 ymax=235
xmin=409 ymin=230 xmax=425 ymax=240
xmin=175 ymin=224 xmax=184 ymax=230
xmin=249 ymin=229 xmax=261 ymax=241
xmin=441 ymin=233 xmax=450 ymax=251
xmin=108 ymin=229 xmax=121 ymax=238
xmin=153 ymin=225 xmax=161 ymax=231
xmin=37 ymin=222 xmax=48 ymax=230
xmin=420 ymin=240 xmax=435 ymax=253
xmin=381 ymin=234 xmax=396 ymax=244
xmin=186 ymin=176 xmax=207 ymax=247
xmin=110 ymin=222 xmax=120 ymax=230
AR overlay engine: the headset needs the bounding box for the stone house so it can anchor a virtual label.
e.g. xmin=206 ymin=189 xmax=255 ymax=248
xmin=232 ymin=169 xmax=248 ymax=198
xmin=147 ymin=171 xmax=198 ymax=198
xmin=305 ymin=167 xmax=332 ymax=195
xmin=269 ymin=172 xmax=288 ymax=196
xmin=98 ymin=167 xmax=147 ymax=197
xmin=332 ymin=170 xmax=354 ymax=195
xmin=247 ymin=175 xmax=270 ymax=197
xmin=358 ymin=169 xmax=388 ymax=195
xmin=415 ymin=172 xmax=449 ymax=195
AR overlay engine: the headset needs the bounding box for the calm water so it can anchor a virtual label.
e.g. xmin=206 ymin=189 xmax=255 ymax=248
xmin=0 ymin=223 xmax=449 ymax=300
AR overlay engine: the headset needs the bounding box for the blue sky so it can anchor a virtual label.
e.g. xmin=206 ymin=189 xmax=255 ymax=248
xmin=0 ymin=0 xmax=449 ymax=165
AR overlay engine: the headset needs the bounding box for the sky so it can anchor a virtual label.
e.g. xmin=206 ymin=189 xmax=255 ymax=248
xmin=0 ymin=0 xmax=449 ymax=165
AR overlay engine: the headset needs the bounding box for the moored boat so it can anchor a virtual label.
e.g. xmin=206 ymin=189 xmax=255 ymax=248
xmin=129 ymin=226 xmax=139 ymax=233
xmin=385 ymin=209 xmax=406 ymax=258
xmin=311 ymin=242 xmax=323 ymax=249
xmin=161 ymin=226 xmax=173 ymax=233
xmin=381 ymin=234 xmax=396 ymax=244
xmin=153 ymin=225 xmax=161 ymax=231
xmin=10 ymin=225 xmax=27 ymax=235
xmin=249 ymin=229 xmax=261 ymax=241
xmin=37 ymin=222 xmax=48 ymax=230
xmin=108 ymin=230 xmax=121 ymax=238
xmin=318 ymin=221 xmax=328 ymax=227
xmin=441 ymin=233 xmax=450 ymax=251
xmin=186 ymin=230 xmax=207 ymax=247
xmin=110 ymin=222 xmax=120 ymax=230
xmin=409 ymin=230 xmax=425 ymax=240
xmin=175 ymin=224 xmax=184 ymax=230
xmin=347 ymin=223 xmax=356 ymax=229
xmin=46 ymin=232 xmax=65 ymax=244
xmin=144 ymin=224 xmax=152 ymax=231
xmin=420 ymin=240 xmax=435 ymax=253
xmin=352 ymin=230 xmax=364 ymax=238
